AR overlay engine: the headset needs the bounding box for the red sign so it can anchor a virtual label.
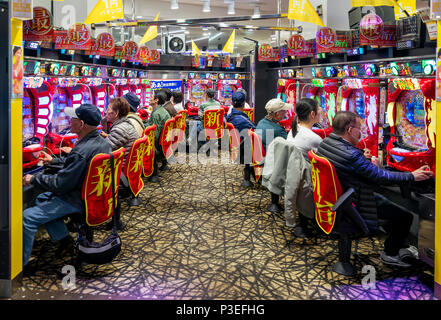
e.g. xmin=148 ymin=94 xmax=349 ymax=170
xmin=287 ymin=35 xmax=304 ymax=56
xmin=68 ymin=23 xmax=92 ymax=49
xmin=24 ymin=7 xmax=53 ymax=42
xmin=123 ymin=41 xmax=138 ymax=61
xmin=258 ymin=44 xmax=280 ymax=62
xmin=114 ymin=46 xmax=124 ymax=60
xmin=291 ymin=40 xmax=315 ymax=58
xmin=53 ymin=30 xmax=70 ymax=50
xmin=316 ymin=28 xmax=335 ymax=50
xmin=149 ymin=49 xmax=160 ymax=64
xmin=85 ymin=33 xmax=115 ymax=57
xmin=138 ymin=46 xmax=150 ymax=64
xmin=360 ymin=13 xmax=396 ymax=47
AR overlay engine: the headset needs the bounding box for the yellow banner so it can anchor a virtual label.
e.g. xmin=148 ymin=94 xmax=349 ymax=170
xmin=288 ymin=0 xmax=325 ymax=27
xmin=192 ymin=40 xmax=201 ymax=56
xmin=351 ymin=0 xmax=398 ymax=6
xmin=84 ymin=0 xmax=124 ymax=25
xmin=394 ymin=0 xmax=417 ymax=19
xmin=140 ymin=12 xmax=160 ymax=45
xmin=222 ymin=30 xmax=235 ymax=53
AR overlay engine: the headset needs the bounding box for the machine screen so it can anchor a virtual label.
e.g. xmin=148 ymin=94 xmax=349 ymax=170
xmin=82 ymin=86 xmax=93 ymax=105
xmin=219 ymin=84 xmax=234 ymax=106
xmin=315 ymin=88 xmax=328 ymax=128
xmin=396 ymin=90 xmax=427 ymax=151
xmin=52 ymin=88 xmax=72 ymax=134
xmin=348 ymin=89 xmax=368 ymax=139
xmin=23 ymin=91 xmax=34 ymax=141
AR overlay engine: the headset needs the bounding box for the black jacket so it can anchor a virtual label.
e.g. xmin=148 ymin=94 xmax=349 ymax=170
xmin=31 ymin=130 xmax=112 ymax=207
xmin=316 ymin=133 xmax=414 ymax=234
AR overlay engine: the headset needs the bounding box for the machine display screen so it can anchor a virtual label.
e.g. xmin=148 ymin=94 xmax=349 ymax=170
xmin=191 ymin=83 xmax=205 ymax=100
xmin=315 ymin=88 xmax=328 ymax=128
xmin=82 ymin=86 xmax=92 ymax=105
xmin=348 ymin=89 xmax=368 ymax=139
xmin=396 ymin=90 xmax=427 ymax=150
xmin=219 ymin=84 xmax=234 ymax=106
xmin=52 ymin=88 xmax=72 ymax=134
xmin=22 ymin=92 xmax=34 ymax=141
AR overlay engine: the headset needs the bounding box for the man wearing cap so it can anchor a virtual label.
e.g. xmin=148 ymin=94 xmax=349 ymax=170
xmin=255 ymin=99 xmax=290 ymax=152
xmin=226 ymin=91 xmax=256 ymax=188
xmin=22 ymin=104 xmax=112 ymax=268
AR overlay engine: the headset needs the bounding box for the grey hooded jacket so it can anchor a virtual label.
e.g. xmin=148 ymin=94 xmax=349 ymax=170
xmin=105 ymin=116 xmax=141 ymax=156
xmin=262 ymin=137 xmax=315 ymax=227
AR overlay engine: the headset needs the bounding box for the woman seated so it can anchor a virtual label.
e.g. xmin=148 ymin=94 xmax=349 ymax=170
xmin=101 ymin=97 xmax=141 ymax=158
xmin=287 ymin=98 xmax=323 ymax=161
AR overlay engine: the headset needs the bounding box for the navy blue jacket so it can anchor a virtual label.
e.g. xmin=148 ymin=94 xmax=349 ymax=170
xmin=226 ymin=109 xmax=256 ymax=134
xmin=31 ymin=130 xmax=112 ymax=207
xmin=317 ymin=133 xmax=414 ymax=234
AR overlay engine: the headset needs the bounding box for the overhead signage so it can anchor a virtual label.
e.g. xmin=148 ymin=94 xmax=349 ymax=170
xmin=360 ymin=14 xmax=397 ymax=47
xmin=287 ymin=34 xmax=304 ymax=56
xmin=23 ymin=7 xmax=53 ymax=42
xmin=258 ymin=44 xmax=280 ymax=62
xmin=392 ymin=78 xmax=421 ymax=91
xmin=316 ymin=28 xmax=352 ymax=54
xmin=150 ymin=80 xmax=183 ymax=92
xmin=12 ymin=0 xmax=33 ymax=20
xmin=85 ymin=32 xmax=115 ymax=57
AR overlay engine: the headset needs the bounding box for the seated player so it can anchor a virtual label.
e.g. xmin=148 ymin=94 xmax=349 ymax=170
xmin=161 ymin=88 xmax=178 ymax=118
xmin=101 ymin=97 xmax=141 ymax=159
xmin=226 ymin=91 xmax=256 ymax=188
xmin=144 ymin=90 xmax=171 ymax=182
xmin=255 ymin=99 xmax=290 ymax=153
xmin=171 ymin=90 xmax=184 ymax=113
xmin=226 ymin=88 xmax=251 ymax=117
xmin=317 ymin=111 xmax=433 ymax=267
xmin=123 ymin=92 xmax=146 ymax=138
xmin=22 ymin=104 xmax=112 ymax=268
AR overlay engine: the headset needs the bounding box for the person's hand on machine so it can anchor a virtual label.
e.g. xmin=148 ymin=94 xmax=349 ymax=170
xmin=23 ymin=174 xmax=33 ymax=187
xmin=60 ymin=146 xmax=72 ymax=154
xmin=39 ymin=151 xmax=53 ymax=165
xmin=412 ymin=165 xmax=434 ymax=181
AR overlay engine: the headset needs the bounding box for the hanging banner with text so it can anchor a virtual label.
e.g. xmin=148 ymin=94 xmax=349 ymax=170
xmin=23 ymin=7 xmax=53 ymax=42
xmin=316 ymin=28 xmax=353 ymax=54
xmin=258 ymin=44 xmax=280 ymax=62
xmin=359 ymin=14 xmax=397 ymax=47
xmin=85 ymin=32 xmax=115 ymax=57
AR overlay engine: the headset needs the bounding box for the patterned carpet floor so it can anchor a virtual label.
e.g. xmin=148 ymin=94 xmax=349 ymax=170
xmin=11 ymin=152 xmax=436 ymax=300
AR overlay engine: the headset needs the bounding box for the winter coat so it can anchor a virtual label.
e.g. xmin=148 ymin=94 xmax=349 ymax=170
xmin=262 ymin=137 xmax=315 ymax=227
xmin=105 ymin=116 xmax=141 ymax=157
xmin=316 ymin=133 xmax=414 ymax=234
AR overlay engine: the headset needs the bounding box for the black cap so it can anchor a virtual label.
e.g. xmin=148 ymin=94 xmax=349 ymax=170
xmin=123 ymin=92 xmax=140 ymax=113
xmin=232 ymin=91 xmax=246 ymax=104
xmin=65 ymin=104 xmax=102 ymax=126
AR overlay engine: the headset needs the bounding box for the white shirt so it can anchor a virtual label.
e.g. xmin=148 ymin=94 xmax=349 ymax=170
xmin=227 ymin=102 xmax=251 ymax=116
xmin=174 ymin=102 xmax=184 ymax=113
xmin=287 ymin=125 xmax=323 ymax=161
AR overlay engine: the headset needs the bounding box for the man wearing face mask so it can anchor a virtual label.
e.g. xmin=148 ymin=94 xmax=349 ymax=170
xmin=22 ymin=104 xmax=112 ymax=268
xmin=317 ymin=111 xmax=433 ymax=267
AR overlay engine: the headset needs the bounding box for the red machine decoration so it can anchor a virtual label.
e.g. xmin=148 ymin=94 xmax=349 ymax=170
xmin=248 ymin=129 xmax=266 ymax=181
xmin=360 ymin=13 xmax=397 ymax=47
xmin=160 ymin=118 xmax=176 ymax=160
xmin=87 ymin=78 xmax=107 ymax=115
xmin=278 ymin=79 xmax=297 ymax=132
xmin=54 ymin=23 xmax=92 ymax=50
xmin=143 ymin=125 xmax=156 ymax=178
xmin=187 ymin=79 xmax=213 ymax=108
xmin=308 ymin=151 xmax=342 ymax=235
xmin=340 ymin=79 xmax=380 ymax=156
xmin=258 ymin=44 xmax=280 ymax=62
xmin=23 ymin=7 xmax=54 ymax=42
xmin=217 ymin=79 xmax=242 ymax=106
xmin=138 ymin=46 xmax=150 ymax=65
xmin=115 ymin=78 xmax=130 ymax=97
xmin=203 ymin=108 xmax=225 ymax=140
xmin=290 ymin=39 xmax=315 ymax=58
xmin=82 ymin=148 xmax=125 ymax=227
xmin=129 ymin=79 xmax=143 ymax=110
xmin=386 ymin=78 xmax=436 ymax=173
xmin=123 ymin=135 xmax=148 ymax=197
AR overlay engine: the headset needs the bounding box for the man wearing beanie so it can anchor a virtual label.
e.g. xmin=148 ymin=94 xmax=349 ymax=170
xmin=123 ymin=92 xmax=145 ymax=138
xmin=22 ymin=104 xmax=112 ymax=268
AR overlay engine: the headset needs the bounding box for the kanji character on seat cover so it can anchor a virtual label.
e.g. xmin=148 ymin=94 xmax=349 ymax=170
xmin=143 ymin=125 xmax=156 ymax=178
xmin=308 ymin=150 xmax=369 ymax=276
xmin=160 ymin=117 xmax=176 ymax=160
xmin=248 ymin=129 xmax=266 ymax=183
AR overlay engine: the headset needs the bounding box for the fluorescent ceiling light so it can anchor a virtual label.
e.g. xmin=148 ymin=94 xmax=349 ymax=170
xmin=202 ymin=0 xmax=210 ymax=13
xmin=177 ymin=19 xmax=186 ymax=23
xmin=186 ymin=36 xmax=209 ymax=43
xmin=252 ymin=6 xmax=261 ymax=18
xmin=227 ymin=1 xmax=235 ymax=15
xmin=209 ymin=32 xmax=223 ymax=41
xmin=171 ymin=0 xmax=179 ymax=10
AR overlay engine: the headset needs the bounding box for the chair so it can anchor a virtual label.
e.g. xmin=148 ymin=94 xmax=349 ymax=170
xmin=159 ymin=117 xmax=176 ymax=160
xmin=226 ymin=122 xmax=240 ymax=163
xmin=308 ymin=150 xmax=369 ymax=276
xmin=248 ymin=129 xmax=266 ymax=183
xmin=143 ymin=124 xmax=156 ymax=178
xmin=177 ymin=110 xmax=187 ymax=144
xmin=72 ymin=148 xmax=125 ymax=261
xmin=172 ymin=114 xmax=183 ymax=152
xmin=203 ymin=108 xmax=225 ymax=140
xmin=122 ymin=135 xmax=149 ymax=206
xmin=243 ymin=108 xmax=255 ymax=123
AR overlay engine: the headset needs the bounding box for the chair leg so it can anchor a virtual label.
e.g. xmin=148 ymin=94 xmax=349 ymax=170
xmin=129 ymin=193 xmax=142 ymax=207
xmin=333 ymin=233 xmax=356 ymax=277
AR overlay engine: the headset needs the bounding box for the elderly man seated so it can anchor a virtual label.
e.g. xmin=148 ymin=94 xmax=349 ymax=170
xmin=22 ymin=104 xmax=112 ymax=269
